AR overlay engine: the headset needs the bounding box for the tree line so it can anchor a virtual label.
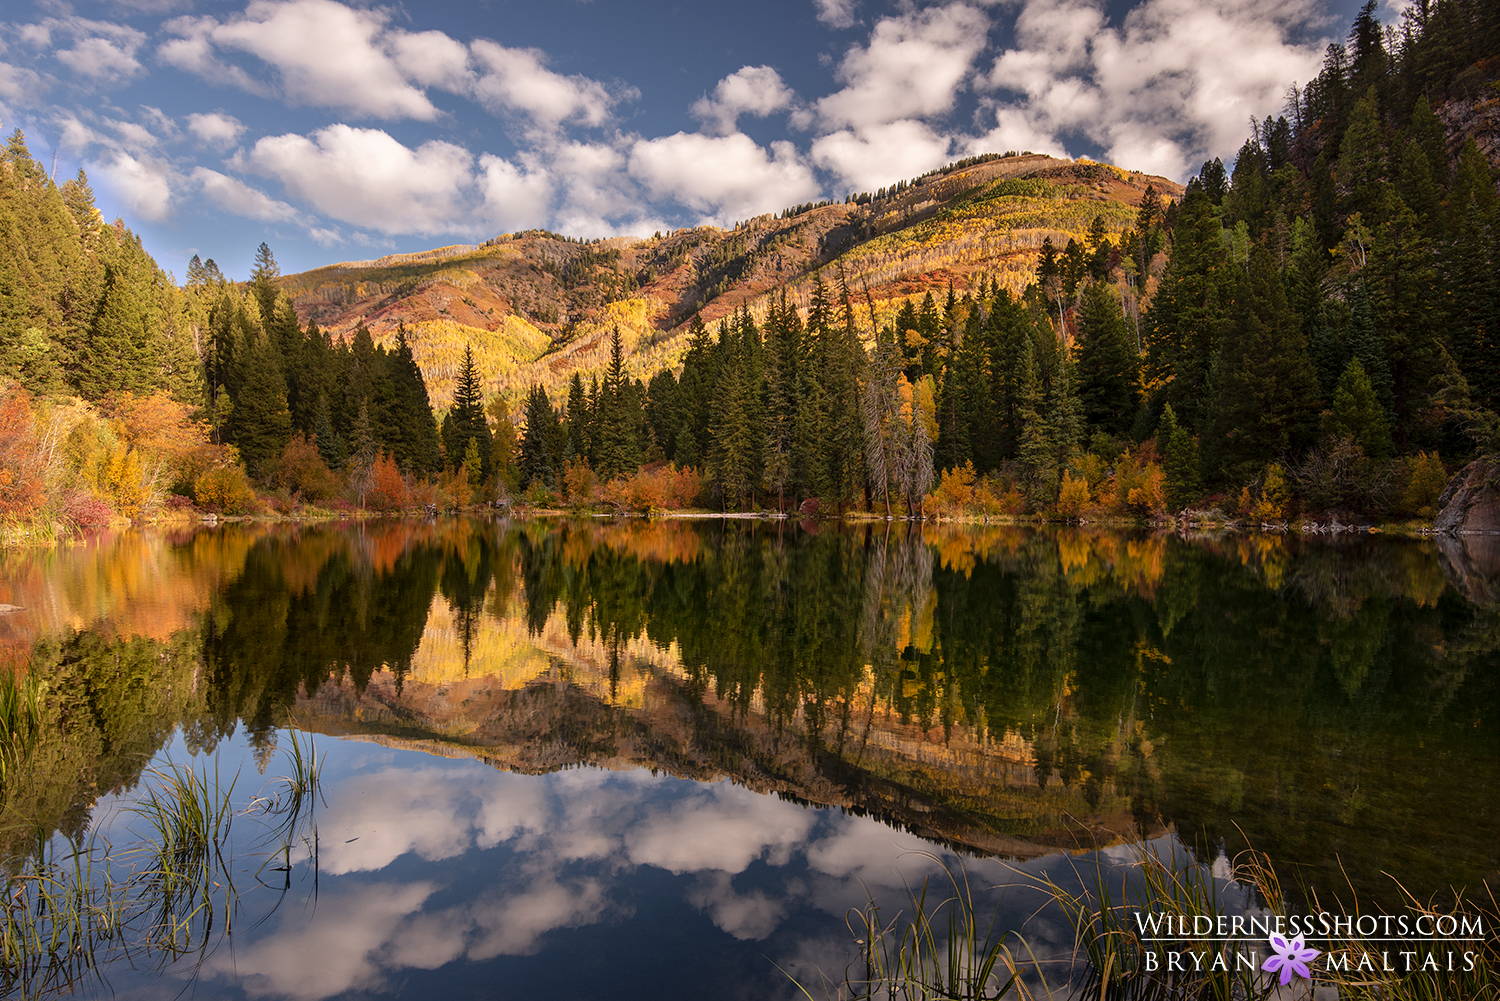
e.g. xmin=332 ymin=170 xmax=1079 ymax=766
xmin=509 ymin=0 xmax=1496 ymax=519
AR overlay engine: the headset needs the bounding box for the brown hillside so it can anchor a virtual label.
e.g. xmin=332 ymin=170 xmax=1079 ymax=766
xmin=279 ymin=154 xmax=1183 ymax=409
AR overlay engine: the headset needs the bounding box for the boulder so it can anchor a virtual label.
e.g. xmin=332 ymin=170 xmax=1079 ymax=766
xmin=1433 ymin=459 xmax=1500 ymax=534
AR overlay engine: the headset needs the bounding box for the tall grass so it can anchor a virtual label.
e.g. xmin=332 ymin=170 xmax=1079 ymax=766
xmin=0 ymin=729 xmax=323 ymax=1000
xmin=0 ymin=671 xmax=44 ymax=791
xmin=803 ymin=852 xmax=1042 ymax=1000
xmin=826 ymin=843 xmax=1498 ymax=1001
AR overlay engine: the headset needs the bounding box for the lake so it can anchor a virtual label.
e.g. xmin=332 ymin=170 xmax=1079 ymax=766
xmin=0 ymin=518 xmax=1495 ymax=999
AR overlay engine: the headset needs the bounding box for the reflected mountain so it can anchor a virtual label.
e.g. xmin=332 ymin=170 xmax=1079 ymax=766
xmin=2 ymin=519 xmax=1496 ymax=909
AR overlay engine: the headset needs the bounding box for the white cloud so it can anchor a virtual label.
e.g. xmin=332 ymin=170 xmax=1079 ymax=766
xmin=692 ymin=65 xmax=796 ymax=136
xmin=234 ymin=124 xmax=475 ymax=235
xmin=815 ymin=4 xmax=990 ymax=130
xmin=93 ymin=150 xmax=174 ymax=221
xmin=470 ymin=41 xmax=623 ymax=131
xmin=211 ymin=0 xmax=439 ymax=120
xmin=962 ymin=106 xmax=1069 ymax=159
xmin=389 ymin=29 xmax=473 ymax=94
xmin=186 ymin=111 xmax=246 ymax=149
xmin=981 ymin=0 xmax=1327 ymax=178
xmin=192 ymin=167 xmax=299 ymax=222
xmin=202 ymin=882 xmax=436 ymax=1001
xmin=0 ymin=62 xmax=48 ymax=104
xmin=811 ymin=119 xmax=952 ymax=193
xmin=158 ymin=15 xmax=273 ymax=96
xmin=629 ymin=132 xmax=819 ymax=224
xmin=26 ymin=16 xmax=147 ymax=87
xmin=477 ymin=154 xmax=554 ymax=233
xmin=687 ymin=871 xmax=788 ymax=941
xmin=814 ymin=0 xmax=859 ymax=30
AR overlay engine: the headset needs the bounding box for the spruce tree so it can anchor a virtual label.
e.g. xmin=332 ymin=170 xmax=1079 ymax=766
xmin=443 ymin=343 xmax=493 ymax=480
xmin=230 ymin=332 xmax=294 ymax=479
xmin=1074 ymin=282 xmax=1139 ymax=437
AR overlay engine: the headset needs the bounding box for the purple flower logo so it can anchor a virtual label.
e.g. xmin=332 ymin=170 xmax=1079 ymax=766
xmin=1263 ymin=933 xmax=1320 ymax=985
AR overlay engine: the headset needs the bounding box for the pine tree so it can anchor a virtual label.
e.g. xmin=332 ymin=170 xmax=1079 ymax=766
xmin=594 ymin=326 xmax=640 ymax=480
xmin=1329 ymin=358 xmax=1393 ymax=459
xmin=1074 ymin=282 xmax=1139 ymax=437
xmin=442 ymin=343 xmax=493 ymax=480
xmin=230 ymin=332 xmax=294 ymax=479
xmin=518 ymin=384 xmax=560 ymax=489
xmin=1206 ymin=244 xmax=1322 ymax=483
xmin=388 ymin=325 xmax=442 ymax=474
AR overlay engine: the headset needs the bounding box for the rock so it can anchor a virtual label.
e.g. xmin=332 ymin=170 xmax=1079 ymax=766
xmin=1434 ymin=459 xmax=1500 ymax=534
xmin=1435 ymin=460 xmax=1500 ymax=603
xmin=1437 ymin=534 xmax=1500 ymax=605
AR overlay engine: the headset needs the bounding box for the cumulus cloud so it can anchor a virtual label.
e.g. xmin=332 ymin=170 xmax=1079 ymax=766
xmin=186 ymin=111 xmax=246 ymax=149
xmin=814 ymin=4 xmax=990 ymax=130
xmin=477 ymin=154 xmax=554 ymax=233
xmin=629 ymin=132 xmax=819 ymax=224
xmin=93 ymin=150 xmax=174 ymax=220
xmin=981 ymin=0 xmax=1327 ymax=178
xmin=389 ymin=29 xmax=474 ymax=93
xmin=192 ymin=167 xmax=299 ymax=222
xmin=814 ymin=0 xmax=860 ymax=30
xmin=692 ymin=65 xmax=796 ymax=135
xmin=209 ymin=0 xmax=440 ymax=119
xmin=234 ymin=124 xmax=475 ymax=235
xmin=470 ymin=41 xmax=623 ymax=131
xmin=158 ymin=15 xmax=273 ymax=95
xmin=811 ymin=119 xmax=952 ymax=192
xmin=25 ymin=16 xmax=147 ymax=87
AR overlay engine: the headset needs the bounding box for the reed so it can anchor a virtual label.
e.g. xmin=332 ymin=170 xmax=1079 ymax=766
xmin=829 ymin=844 xmax=1498 ymax=1001
xmin=1 ymin=729 xmax=325 ymax=999
xmin=0 ymin=671 xmax=44 ymax=793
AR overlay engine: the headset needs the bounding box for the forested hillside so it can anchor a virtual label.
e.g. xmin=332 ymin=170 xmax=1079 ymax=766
xmin=0 ymin=0 xmax=1495 ymax=526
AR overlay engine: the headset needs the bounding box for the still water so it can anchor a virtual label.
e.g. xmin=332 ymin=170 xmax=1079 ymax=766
xmin=0 ymin=519 xmax=1495 ymax=999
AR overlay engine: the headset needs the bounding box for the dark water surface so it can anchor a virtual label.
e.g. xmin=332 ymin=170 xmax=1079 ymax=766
xmin=1 ymin=519 xmax=1495 ymax=999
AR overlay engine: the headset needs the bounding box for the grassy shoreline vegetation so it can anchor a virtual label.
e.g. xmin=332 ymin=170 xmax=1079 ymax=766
xmin=4 ymin=4 xmax=1499 ymax=542
xmin=810 ymin=844 xmax=1499 ymax=1001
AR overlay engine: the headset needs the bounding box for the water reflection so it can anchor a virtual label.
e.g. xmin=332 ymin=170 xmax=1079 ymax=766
xmin=1 ymin=518 xmax=1496 ymax=997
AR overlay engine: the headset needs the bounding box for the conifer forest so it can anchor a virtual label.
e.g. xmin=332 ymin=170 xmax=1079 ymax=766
xmin=0 ymin=0 xmax=1496 ymax=528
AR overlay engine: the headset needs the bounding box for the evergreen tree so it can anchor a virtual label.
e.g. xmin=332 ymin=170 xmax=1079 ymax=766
xmin=1329 ymin=358 xmax=1394 ymax=458
xmin=518 ymin=384 xmax=560 ymax=489
xmin=1074 ymin=282 xmax=1139 ymax=437
xmin=388 ymin=325 xmax=442 ymax=474
xmin=594 ymin=326 xmax=641 ymax=480
xmin=230 ymin=332 xmax=294 ymax=479
xmin=443 ymin=344 xmax=493 ymax=480
xmin=1206 ymin=245 xmax=1322 ymax=483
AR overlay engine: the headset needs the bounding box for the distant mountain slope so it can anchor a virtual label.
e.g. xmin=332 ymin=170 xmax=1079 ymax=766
xmin=279 ymin=154 xmax=1183 ymax=409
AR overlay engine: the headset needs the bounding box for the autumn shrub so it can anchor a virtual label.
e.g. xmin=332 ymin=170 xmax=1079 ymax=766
xmin=63 ymin=493 xmax=114 ymax=530
xmin=1241 ymin=462 xmax=1292 ymax=521
xmin=193 ymin=465 xmax=255 ymax=514
xmin=600 ymin=464 xmax=703 ymax=513
xmin=523 ymin=480 xmax=556 ymax=507
xmin=925 ymin=462 xmax=976 ymax=517
xmin=271 ymin=432 xmax=339 ymax=501
xmin=364 ymin=453 xmax=410 ymax=511
xmin=1106 ymin=447 xmax=1167 ymax=517
xmin=1056 ymin=468 xmax=1091 ymax=518
xmin=0 ymin=387 xmax=46 ymax=518
xmin=563 ymin=458 xmax=599 ymax=507
xmin=1396 ymin=451 xmax=1448 ymax=516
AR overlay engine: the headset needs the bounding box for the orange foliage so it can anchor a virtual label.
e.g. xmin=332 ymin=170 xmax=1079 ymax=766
xmin=1057 ymin=468 xmax=1090 ymax=518
xmin=272 ymin=432 xmax=339 ymax=501
xmin=0 ymin=388 xmax=44 ymax=517
xmin=563 ymin=458 xmax=598 ymax=505
xmin=365 ymin=452 xmax=410 ymax=511
xmin=600 ymin=464 xmax=703 ymax=512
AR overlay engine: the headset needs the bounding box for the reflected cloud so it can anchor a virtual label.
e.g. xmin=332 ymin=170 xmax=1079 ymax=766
xmin=203 ymin=882 xmax=436 ymax=1000
xmin=688 ymin=871 xmax=789 ymax=941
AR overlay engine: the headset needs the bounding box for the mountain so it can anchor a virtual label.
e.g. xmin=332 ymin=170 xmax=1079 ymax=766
xmin=280 ymin=154 xmax=1184 ymax=409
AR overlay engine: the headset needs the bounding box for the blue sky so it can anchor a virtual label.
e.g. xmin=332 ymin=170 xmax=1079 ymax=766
xmin=1 ymin=0 xmax=1377 ymax=278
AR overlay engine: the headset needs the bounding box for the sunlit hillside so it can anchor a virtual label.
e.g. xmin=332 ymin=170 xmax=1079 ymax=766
xmin=278 ymin=154 xmax=1183 ymax=408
